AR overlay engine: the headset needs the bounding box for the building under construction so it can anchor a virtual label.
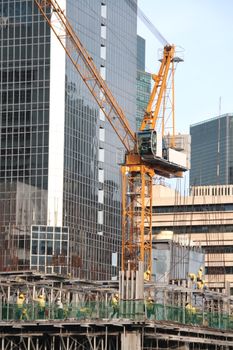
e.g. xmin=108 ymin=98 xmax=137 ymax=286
xmin=0 ymin=236 xmax=232 ymax=349
xmin=1 ymin=267 xmax=233 ymax=349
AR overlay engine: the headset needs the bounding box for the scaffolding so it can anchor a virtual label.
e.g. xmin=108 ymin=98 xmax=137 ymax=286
xmin=0 ymin=272 xmax=233 ymax=349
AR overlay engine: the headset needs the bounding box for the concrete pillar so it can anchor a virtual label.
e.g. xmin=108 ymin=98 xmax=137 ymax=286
xmin=121 ymin=331 xmax=141 ymax=350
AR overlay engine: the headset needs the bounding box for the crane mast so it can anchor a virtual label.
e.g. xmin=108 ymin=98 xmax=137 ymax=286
xmin=35 ymin=0 xmax=186 ymax=276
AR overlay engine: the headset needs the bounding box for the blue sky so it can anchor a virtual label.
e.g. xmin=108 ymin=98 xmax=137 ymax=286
xmin=138 ymin=0 xmax=233 ymax=134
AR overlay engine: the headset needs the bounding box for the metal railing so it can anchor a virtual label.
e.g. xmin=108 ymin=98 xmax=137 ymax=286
xmin=0 ymin=302 xmax=232 ymax=331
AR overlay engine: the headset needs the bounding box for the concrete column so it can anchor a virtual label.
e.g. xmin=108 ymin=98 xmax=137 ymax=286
xmin=121 ymin=331 xmax=141 ymax=350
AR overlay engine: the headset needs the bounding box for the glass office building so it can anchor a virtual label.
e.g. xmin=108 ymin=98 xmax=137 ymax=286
xmin=137 ymin=35 xmax=146 ymax=71
xmin=136 ymin=36 xmax=151 ymax=130
xmin=190 ymin=114 xmax=233 ymax=186
xmin=0 ymin=1 xmax=137 ymax=279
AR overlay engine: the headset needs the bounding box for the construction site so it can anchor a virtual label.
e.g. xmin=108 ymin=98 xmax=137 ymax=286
xmin=0 ymin=0 xmax=233 ymax=349
xmin=1 ymin=261 xmax=233 ymax=350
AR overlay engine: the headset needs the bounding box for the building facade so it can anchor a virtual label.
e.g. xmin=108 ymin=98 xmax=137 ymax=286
xmin=0 ymin=1 xmax=137 ymax=279
xmin=136 ymin=35 xmax=151 ymax=130
xmin=190 ymin=114 xmax=233 ymax=186
xmin=152 ymin=184 xmax=233 ymax=292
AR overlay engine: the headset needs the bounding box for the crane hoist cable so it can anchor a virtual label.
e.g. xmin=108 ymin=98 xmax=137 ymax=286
xmin=124 ymin=0 xmax=169 ymax=46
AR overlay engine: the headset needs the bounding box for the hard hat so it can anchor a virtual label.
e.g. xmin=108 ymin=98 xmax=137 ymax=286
xmin=57 ymin=297 xmax=61 ymax=301
xmin=199 ymin=266 xmax=203 ymax=271
xmin=39 ymin=294 xmax=44 ymax=299
xmin=19 ymin=293 xmax=24 ymax=298
xmin=146 ymin=270 xmax=151 ymax=274
xmin=114 ymin=293 xmax=119 ymax=297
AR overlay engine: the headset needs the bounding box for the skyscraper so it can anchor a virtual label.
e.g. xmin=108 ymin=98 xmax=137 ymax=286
xmin=0 ymin=1 xmax=137 ymax=279
xmin=190 ymin=114 xmax=233 ymax=186
xmin=136 ymin=35 xmax=151 ymax=130
xmin=137 ymin=35 xmax=146 ymax=71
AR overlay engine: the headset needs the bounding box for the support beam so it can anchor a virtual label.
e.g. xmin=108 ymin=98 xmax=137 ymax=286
xmin=121 ymin=331 xmax=141 ymax=350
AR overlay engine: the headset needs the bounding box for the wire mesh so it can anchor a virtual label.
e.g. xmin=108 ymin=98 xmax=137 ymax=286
xmin=1 ymin=302 xmax=233 ymax=330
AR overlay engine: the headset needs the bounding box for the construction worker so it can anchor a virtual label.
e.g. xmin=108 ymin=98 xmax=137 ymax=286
xmin=144 ymin=269 xmax=151 ymax=282
xmin=197 ymin=266 xmax=206 ymax=289
xmin=185 ymin=302 xmax=196 ymax=324
xmin=197 ymin=266 xmax=203 ymax=281
xmin=16 ymin=293 xmax=25 ymax=320
xmin=63 ymin=300 xmax=70 ymax=319
xmin=55 ymin=296 xmax=64 ymax=319
xmin=188 ymin=273 xmax=196 ymax=282
xmin=36 ymin=294 xmax=46 ymax=319
xmin=76 ymin=304 xmax=90 ymax=319
xmin=111 ymin=293 xmax=119 ymax=318
xmin=197 ymin=279 xmax=206 ymax=290
xmin=145 ymin=296 xmax=154 ymax=319
xmin=21 ymin=306 xmax=28 ymax=321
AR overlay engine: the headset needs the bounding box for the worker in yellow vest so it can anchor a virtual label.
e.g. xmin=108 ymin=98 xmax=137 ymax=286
xmin=197 ymin=266 xmax=206 ymax=289
xmin=145 ymin=296 xmax=154 ymax=319
xmin=185 ymin=302 xmax=196 ymax=324
xmin=144 ymin=269 xmax=151 ymax=281
xmin=36 ymin=294 xmax=46 ymax=319
xmin=197 ymin=279 xmax=206 ymax=290
xmin=16 ymin=293 xmax=25 ymax=320
xmin=197 ymin=266 xmax=203 ymax=281
xmin=111 ymin=293 xmax=119 ymax=318
xmin=188 ymin=273 xmax=196 ymax=282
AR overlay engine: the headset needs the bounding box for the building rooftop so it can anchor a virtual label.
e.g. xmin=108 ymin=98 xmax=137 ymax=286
xmin=190 ymin=113 xmax=233 ymax=128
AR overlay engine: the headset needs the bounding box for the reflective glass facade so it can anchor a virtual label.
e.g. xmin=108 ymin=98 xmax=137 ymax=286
xmin=137 ymin=35 xmax=145 ymax=71
xmin=136 ymin=36 xmax=151 ymax=130
xmin=0 ymin=0 xmax=137 ymax=279
xmin=63 ymin=0 xmax=137 ymax=279
xmin=190 ymin=114 xmax=233 ymax=186
xmin=136 ymin=70 xmax=151 ymax=130
xmin=0 ymin=1 xmax=50 ymax=269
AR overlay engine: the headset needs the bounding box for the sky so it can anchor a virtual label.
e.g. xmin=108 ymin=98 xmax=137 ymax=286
xmin=137 ymin=0 xmax=233 ymax=134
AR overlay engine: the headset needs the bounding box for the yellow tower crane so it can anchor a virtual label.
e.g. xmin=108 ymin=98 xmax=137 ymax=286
xmin=34 ymin=0 xmax=187 ymax=277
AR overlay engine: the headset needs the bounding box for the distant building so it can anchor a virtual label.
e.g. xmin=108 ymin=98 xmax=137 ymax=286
xmin=190 ymin=114 xmax=233 ymax=186
xmin=136 ymin=36 xmax=151 ymax=130
xmin=152 ymin=184 xmax=233 ymax=292
xmin=0 ymin=1 xmax=137 ymax=278
xmin=137 ymin=35 xmax=146 ymax=71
